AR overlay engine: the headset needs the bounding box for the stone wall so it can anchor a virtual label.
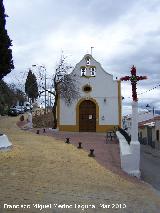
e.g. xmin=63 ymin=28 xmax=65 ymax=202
xmin=32 ymin=112 xmax=54 ymax=128
xmin=116 ymin=131 xmax=140 ymax=178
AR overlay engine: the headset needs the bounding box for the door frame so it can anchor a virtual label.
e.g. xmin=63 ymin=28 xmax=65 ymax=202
xmin=76 ymin=98 xmax=99 ymax=132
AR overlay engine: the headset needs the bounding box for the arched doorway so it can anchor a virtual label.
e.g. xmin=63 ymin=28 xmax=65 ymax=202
xmin=79 ymin=100 xmax=96 ymax=132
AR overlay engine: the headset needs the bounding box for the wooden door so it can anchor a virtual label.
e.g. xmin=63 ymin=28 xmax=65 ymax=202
xmin=79 ymin=100 xmax=96 ymax=132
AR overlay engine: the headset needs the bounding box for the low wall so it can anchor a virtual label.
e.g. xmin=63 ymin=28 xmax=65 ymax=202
xmin=116 ymin=131 xmax=140 ymax=178
xmin=32 ymin=112 xmax=54 ymax=128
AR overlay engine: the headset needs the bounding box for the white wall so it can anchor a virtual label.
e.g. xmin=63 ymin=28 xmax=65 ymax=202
xmin=116 ymin=131 xmax=140 ymax=178
xmin=60 ymin=99 xmax=77 ymax=125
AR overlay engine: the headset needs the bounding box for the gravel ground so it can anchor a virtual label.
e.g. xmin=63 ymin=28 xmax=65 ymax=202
xmin=0 ymin=116 xmax=160 ymax=213
xmin=29 ymin=128 xmax=142 ymax=184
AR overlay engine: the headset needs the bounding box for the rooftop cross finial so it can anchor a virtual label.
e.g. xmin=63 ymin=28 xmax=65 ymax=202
xmin=91 ymin=47 xmax=94 ymax=56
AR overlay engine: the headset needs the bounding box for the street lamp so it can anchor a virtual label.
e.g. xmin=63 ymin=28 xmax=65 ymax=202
xmin=32 ymin=64 xmax=47 ymax=114
xmin=146 ymin=104 xmax=155 ymax=116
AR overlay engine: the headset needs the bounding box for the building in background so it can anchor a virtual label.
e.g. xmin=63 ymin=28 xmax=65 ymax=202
xmin=123 ymin=111 xmax=160 ymax=149
xmin=138 ymin=116 xmax=160 ymax=149
xmin=122 ymin=111 xmax=159 ymax=136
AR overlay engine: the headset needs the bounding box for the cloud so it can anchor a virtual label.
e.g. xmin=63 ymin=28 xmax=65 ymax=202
xmin=3 ymin=0 xmax=160 ymax=114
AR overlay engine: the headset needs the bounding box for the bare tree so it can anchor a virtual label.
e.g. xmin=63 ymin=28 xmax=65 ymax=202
xmin=50 ymin=56 xmax=80 ymax=129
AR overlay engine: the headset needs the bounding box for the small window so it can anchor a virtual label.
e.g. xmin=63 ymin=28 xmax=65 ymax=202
xmin=83 ymin=85 xmax=92 ymax=93
xmin=85 ymin=57 xmax=91 ymax=66
xmin=90 ymin=67 xmax=96 ymax=76
xmin=156 ymin=130 xmax=159 ymax=141
xmin=81 ymin=67 xmax=86 ymax=76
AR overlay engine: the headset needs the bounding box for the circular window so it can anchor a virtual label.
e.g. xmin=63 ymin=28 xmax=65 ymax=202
xmin=83 ymin=85 xmax=92 ymax=93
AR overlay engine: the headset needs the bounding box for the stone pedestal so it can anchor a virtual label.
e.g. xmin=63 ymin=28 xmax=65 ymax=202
xmin=131 ymin=101 xmax=138 ymax=141
xmin=0 ymin=134 xmax=12 ymax=150
xmin=130 ymin=101 xmax=140 ymax=178
xmin=130 ymin=142 xmax=140 ymax=178
xmin=27 ymin=112 xmax=33 ymax=129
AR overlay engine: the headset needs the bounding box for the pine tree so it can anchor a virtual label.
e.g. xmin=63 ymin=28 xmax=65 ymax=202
xmin=0 ymin=80 xmax=26 ymax=114
xmin=0 ymin=0 xmax=14 ymax=80
xmin=25 ymin=69 xmax=38 ymax=103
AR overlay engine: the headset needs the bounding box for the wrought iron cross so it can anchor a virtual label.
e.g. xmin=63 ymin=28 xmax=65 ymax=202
xmin=120 ymin=65 xmax=147 ymax=102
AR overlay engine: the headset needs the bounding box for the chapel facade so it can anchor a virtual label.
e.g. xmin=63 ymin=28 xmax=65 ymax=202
xmin=57 ymin=54 xmax=122 ymax=132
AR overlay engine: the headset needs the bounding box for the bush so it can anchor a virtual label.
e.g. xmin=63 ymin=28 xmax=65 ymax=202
xmin=0 ymin=107 xmax=9 ymax=116
xmin=32 ymin=112 xmax=54 ymax=128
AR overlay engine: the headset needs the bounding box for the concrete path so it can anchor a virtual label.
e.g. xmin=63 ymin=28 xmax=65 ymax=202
xmin=140 ymin=144 xmax=160 ymax=192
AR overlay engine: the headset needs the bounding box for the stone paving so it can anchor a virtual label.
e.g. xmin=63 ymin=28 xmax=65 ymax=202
xmin=140 ymin=144 xmax=160 ymax=192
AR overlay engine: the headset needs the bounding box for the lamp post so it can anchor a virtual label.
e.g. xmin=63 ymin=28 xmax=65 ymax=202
xmin=91 ymin=47 xmax=94 ymax=56
xmin=32 ymin=64 xmax=47 ymax=114
xmin=146 ymin=104 xmax=155 ymax=117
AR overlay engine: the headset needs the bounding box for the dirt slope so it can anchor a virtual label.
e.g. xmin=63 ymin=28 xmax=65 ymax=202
xmin=0 ymin=116 xmax=160 ymax=213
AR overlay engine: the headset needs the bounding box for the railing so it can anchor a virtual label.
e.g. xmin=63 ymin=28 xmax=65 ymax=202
xmin=118 ymin=127 xmax=131 ymax=145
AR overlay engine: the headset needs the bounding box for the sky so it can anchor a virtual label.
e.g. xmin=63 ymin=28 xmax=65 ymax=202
xmin=3 ymin=0 xmax=160 ymax=115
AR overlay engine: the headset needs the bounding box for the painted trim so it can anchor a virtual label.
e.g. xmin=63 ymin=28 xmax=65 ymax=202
xmin=118 ymin=80 xmax=122 ymax=128
xmin=59 ymin=125 xmax=78 ymax=132
xmin=96 ymin=125 xmax=119 ymax=132
xmin=81 ymin=76 xmax=96 ymax=79
xmin=59 ymin=124 xmax=118 ymax=132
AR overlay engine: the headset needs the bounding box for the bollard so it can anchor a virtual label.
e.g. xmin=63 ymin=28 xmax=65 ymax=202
xmin=43 ymin=128 xmax=46 ymax=133
xmin=88 ymin=149 xmax=95 ymax=157
xmin=65 ymin=138 xmax=70 ymax=144
xmin=77 ymin=142 xmax=82 ymax=149
xmin=36 ymin=130 xmax=40 ymax=134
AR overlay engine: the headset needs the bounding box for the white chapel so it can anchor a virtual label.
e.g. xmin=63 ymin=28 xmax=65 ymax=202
xmin=57 ymin=54 xmax=122 ymax=132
